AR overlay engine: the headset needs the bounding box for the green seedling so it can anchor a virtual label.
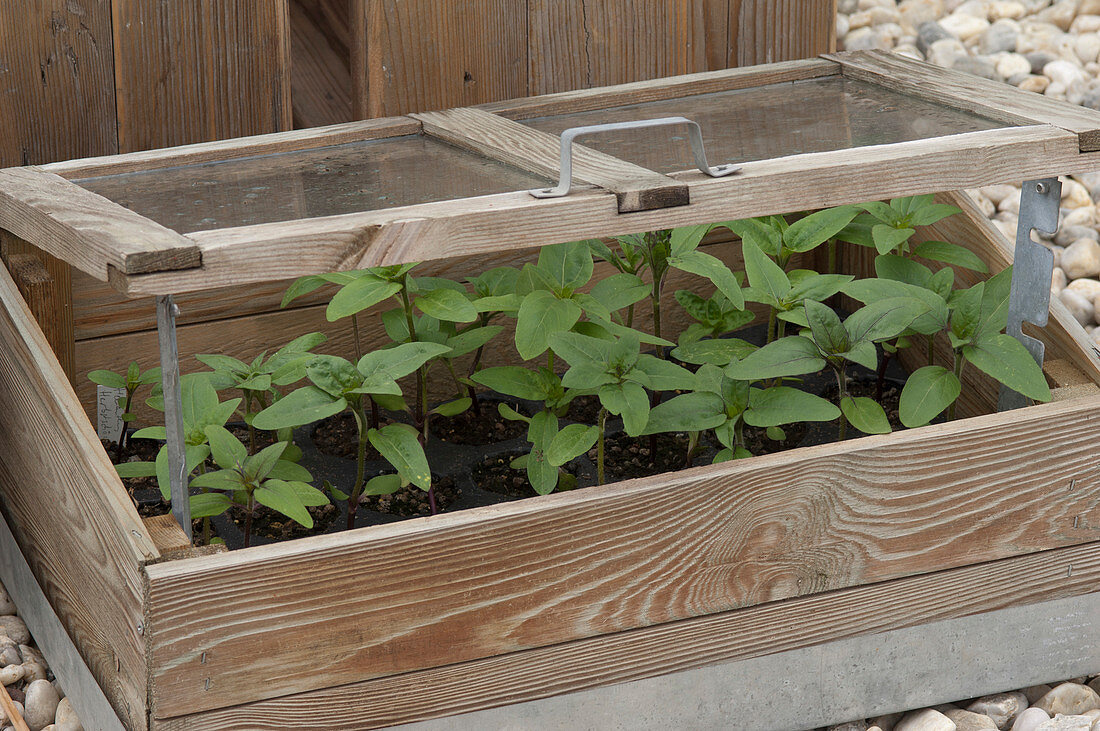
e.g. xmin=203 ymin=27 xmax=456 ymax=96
xmin=88 ymin=361 xmax=161 ymax=461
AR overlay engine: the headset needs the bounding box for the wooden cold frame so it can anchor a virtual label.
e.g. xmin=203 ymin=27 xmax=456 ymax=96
xmin=0 ymin=51 xmax=1100 ymax=729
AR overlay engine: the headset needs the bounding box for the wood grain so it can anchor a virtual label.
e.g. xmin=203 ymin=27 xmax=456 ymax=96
xmin=0 ymin=0 xmax=118 ymax=168
xmin=288 ymin=0 xmax=353 ymax=128
xmin=0 ymin=168 xmax=201 ymax=279
xmin=1 ymin=252 xmax=74 ymax=383
xmin=153 ymin=538 xmax=1100 ymax=729
xmin=41 ymin=117 xmax=419 ymax=180
xmin=481 ymin=57 xmax=840 ymax=120
xmin=828 ymin=50 xmax=1100 ymax=151
xmin=113 ymin=126 xmax=1092 ymax=297
xmin=145 ymin=394 xmax=1100 ymax=718
xmin=0 ymin=260 xmax=156 ymax=729
xmin=354 ymin=0 xmax=528 ymax=118
xmin=110 ymin=0 xmax=293 ymax=152
xmin=413 ymin=107 xmax=688 ymax=212
xmin=731 ymin=0 xmax=837 ymax=66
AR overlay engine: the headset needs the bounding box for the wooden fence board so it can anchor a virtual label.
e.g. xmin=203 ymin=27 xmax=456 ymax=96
xmin=152 ymin=539 xmax=1100 ymax=729
xmin=111 ymin=0 xmax=293 ymax=152
xmin=0 ymin=260 xmax=156 ymax=729
xmin=732 ymin=0 xmax=837 ymax=66
xmin=145 ymin=393 xmax=1100 ymax=717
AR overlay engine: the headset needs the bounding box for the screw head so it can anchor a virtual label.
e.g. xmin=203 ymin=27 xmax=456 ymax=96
xmin=1035 ymin=182 xmax=1049 ymax=194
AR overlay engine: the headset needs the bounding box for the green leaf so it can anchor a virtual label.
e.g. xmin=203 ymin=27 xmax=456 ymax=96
xmin=362 ymin=474 xmax=403 ymax=496
xmin=786 ymin=273 xmax=853 ymax=303
xmin=741 ymin=239 xmax=790 ymax=304
xmin=765 ymin=426 xmax=786 ymax=441
xmin=115 ymin=461 xmax=157 ymax=478
xmin=432 ymin=398 xmax=471 ymax=417
xmin=195 ymin=354 xmax=249 ymax=375
xmin=640 ymin=392 xmax=726 ymax=435
xmin=132 ymin=426 xmax=166 ymax=440
xmin=912 ymin=241 xmax=989 ymax=273
xmin=243 ymin=441 xmax=289 ymax=482
xmin=548 ymin=331 xmax=616 ymax=368
xmin=844 ymin=340 xmax=878 ymax=371
xmin=526 ymin=410 xmax=560 ymax=495
xmin=252 ymin=387 xmax=345 ymax=430
xmin=281 ymin=275 xmax=330 ymax=308
xmin=783 ymin=206 xmax=858 ymax=253
xmin=204 ymin=425 xmax=247 ymax=470
xmin=498 ymin=402 xmax=531 ymax=423
xmin=804 ymin=300 xmax=848 ymax=355
xmin=599 ymin=381 xmax=650 ymax=436
xmin=288 ymin=481 xmax=329 ymax=507
xmin=899 ymin=365 xmax=961 ymax=427
xmin=976 ymin=266 xmax=1013 ymax=337
xmin=668 ymin=250 xmax=745 ymax=309
xmin=267 ymin=458 xmax=313 ymax=482
xmin=671 ymin=338 xmax=756 ymax=366
xmin=859 ymin=201 xmax=901 ymax=225
xmin=721 ymin=217 xmax=783 ymax=257
xmin=415 ymin=288 xmax=478 ymax=323
xmin=744 ymin=387 xmax=841 ymax=427
xmin=725 ymin=336 xmax=826 ymax=380
xmin=875 ymin=254 xmax=933 ymax=287
xmin=369 ymin=424 xmax=432 ymax=489
xmin=87 ymin=370 xmax=126 ymax=389
xmin=949 ymin=281 xmax=984 ymax=341
xmin=255 ymin=481 xmax=313 ymax=529
xmin=180 ymin=374 xmax=220 ymax=429
xmin=669 ymin=224 xmax=712 ymax=257
xmin=306 ymin=355 xmax=363 ymax=397
xmin=357 ymin=341 xmax=452 ymax=381
xmin=842 ymin=278 xmax=948 ymax=335
xmin=844 ymin=298 xmax=930 ymax=344
xmin=138 ymin=367 xmax=163 ymax=385
xmin=871 ymin=224 xmax=916 ymax=255
xmin=632 ymin=355 xmax=697 ymax=391
xmin=471 ymin=366 xmax=547 ymax=400
xmin=547 ymin=424 xmax=599 ymax=466
xmin=590 ymin=272 xmax=650 ymax=312
xmin=841 ymin=396 xmax=891 ymax=434
xmin=190 ymin=469 xmax=243 ymax=492
xmin=907 ymin=202 xmax=960 ymax=226
xmin=189 ymin=492 xmax=232 ymax=519
xmin=326 ymin=275 xmax=402 ymax=321
xmin=963 ymin=334 xmax=1051 ymax=402
xmin=538 ymin=241 xmax=593 ymax=290
xmin=446 ymin=325 xmax=503 ymax=358
xmin=515 ymin=290 xmax=582 ymax=360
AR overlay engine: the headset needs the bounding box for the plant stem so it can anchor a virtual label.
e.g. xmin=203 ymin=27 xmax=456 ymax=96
xmin=835 ymin=367 xmax=848 ymax=441
xmin=369 ymin=395 xmax=380 ymax=430
xmin=243 ymin=390 xmax=256 ymax=455
xmin=626 ymin=303 xmax=635 ymax=329
xmin=597 ymin=408 xmax=608 ymax=485
xmin=766 ymin=308 xmax=777 ymax=345
xmin=651 ymin=280 xmax=664 ymax=358
xmin=827 ymin=240 xmax=837 ymax=275
xmin=115 ymin=389 xmax=135 ymax=462
xmin=399 ymin=284 xmax=426 ymax=426
xmin=351 ymin=314 xmax=363 ymax=362
xmin=684 ymin=431 xmax=699 ymax=469
xmin=927 ymin=333 xmax=935 ymax=367
xmin=947 ymin=352 xmax=966 ymax=421
xmin=349 ymin=406 xmax=369 ymax=530
xmin=244 ymin=493 xmax=254 ymax=549
xmin=427 ymin=485 xmax=438 ymax=514
xmin=876 ymin=351 xmax=892 ymax=402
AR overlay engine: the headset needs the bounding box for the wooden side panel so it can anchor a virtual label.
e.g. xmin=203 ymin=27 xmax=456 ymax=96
xmin=146 ymin=394 xmax=1100 ymax=718
xmin=0 ymin=250 xmax=74 ymax=382
xmin=153 ymin=539 xmax=1100 ymax=730
xmin=0 ymin=0 xmax=118 ymax=167
xmin=111 ymin=0 xmax=293 ymax=152
xmin=527 ymin=0 xmax=707 ymax=96
xmin=355 ymin=0 xmax=528 ymax=118
xmin=0 ymin=261 xmax=157 ymax=729
xmin=731 ymin=0 xmax=837 ymax=66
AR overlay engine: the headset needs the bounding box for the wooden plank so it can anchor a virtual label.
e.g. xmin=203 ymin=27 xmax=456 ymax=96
xmin=526 ymin=0 xmax=707 ymax=96
xmin=143 ymin=515 xmax=193 ymax=555
xmin=354 ymin=0 xmax=528 ymax=118
xmin=145 ymin=393 xmax=1100 ymax=717
xmin=40 ymin=117 xmax=419 ymax=180
xmin=112 ymin=126 xmax=1091 ymax=297
xmin=110 ymin=0 xmax=293 ymax=153
xmin=74 ymin=240 xmax=759 ymax=424
xmin=288 ymin=0 xmax=353 ymax=128
xmin=153 ymin=540 xmax=1100 ymax=730
xmin=0 ymin=259 xmax=157 ymax=729
xmin=828 ymin=50 xmax=1100 ymax=152
xmin=0 ymin=510 xmax=125 ymax=731
xmin=731 ymin=0 xmax=837 ymax=66
xmin=0 ymin=0 xmax=118 ymax=168
xmin=413 ymin=107 xmax=688 ymax=212
xmin=0 ymin=168 xmax=201 ymax=279
xmin=0 ymin=235 xmax=74 ymax=382
xmin=702 ymin=0 xmax=732 ymax=71
xmin=481 ymin=57 xmax=839 ymax=120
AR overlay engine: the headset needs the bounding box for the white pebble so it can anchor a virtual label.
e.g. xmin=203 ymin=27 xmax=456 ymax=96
xmin=997 ymin=51 xmax=1034 ymax=76
xmin=929 ymin=37 xmax=970 ymax=64
xmin=0 ymin=619 xmax=28 ymax=647
xmin=945 ymin=707 xmax=999 ymax=729
xmin=1063 ymin=206 xmax=1097 ymax=228
xmin=1019 ymin=74 xmax=1052 ymax=92
xmin=991 ymin=0 xmax=1029 ymax=18
xmin=1035 ymin=715 xmax=1092 ymax=730
xmin=1062 ymin=179 xmax=1093 ymax=209
xmin=1060 ymin=288 xmax=1094 ymax=325
xmin=1065 ymin=276 xmax=1100 ymax=301
xmin=969 ymin=691 xmax=1029 ymax=729
xmin=1014 ymin=708 xmax=1053 ymax=731
xmin=896 ymin=708 xmax=957 ymax=731
xmin=0 ymin=665 xmax=23 ymax=687
xmin=53 ymin=697 xmax=82 ymax=731
xmin=24 ymin=679 xmax=60 ymax=731
xmin=942 ymin=11 xmax=992 ymax=39
xmin=1060 ymin=239 xmax=1100 ymax=279
xmin=1052 ymin=267 xmax=1068 ymax=293
xmin=1036 ymin=684 xmax=1100 ymax=716
xmin=21 ymin=662 xmax=47 ymax=683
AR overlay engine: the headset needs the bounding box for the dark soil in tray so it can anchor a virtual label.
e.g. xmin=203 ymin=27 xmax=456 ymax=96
xmin=228 ymin=501 xmax=341 ymax=542
xmin=566 ymin=394 xmax=604 ymax=425
xmin=358 ymin=474 xmax=460 ymax=517
xmin=470 ymin=450 xmax=586 ymax=499
xmin=432 ymin=398 xmax=529 ymax=445
xmin=743 ymin=422 xmax=809 ymax=457
xmin=311 ymin=411 xmax=387 ymax=460
xmin=584 ymin=432 xmax=703 ymax=484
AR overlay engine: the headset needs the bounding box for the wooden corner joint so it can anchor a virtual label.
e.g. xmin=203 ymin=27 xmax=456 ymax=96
xmin=616 ymin=183 xmax=690 ymax=213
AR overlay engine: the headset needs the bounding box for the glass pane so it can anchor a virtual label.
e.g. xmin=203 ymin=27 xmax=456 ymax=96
xmin=76 ymin=135 xmax=551 ymax=233
xmin=523 ymin=77 xmax=1008 ymax=174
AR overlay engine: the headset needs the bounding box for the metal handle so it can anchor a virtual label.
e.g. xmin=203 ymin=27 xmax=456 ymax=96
xmin=529 ymin=116 xmax=740 ymax=199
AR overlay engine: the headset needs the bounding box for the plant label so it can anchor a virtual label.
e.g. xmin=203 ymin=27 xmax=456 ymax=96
xmin=97 ymin=385 xmax=126 ymax=443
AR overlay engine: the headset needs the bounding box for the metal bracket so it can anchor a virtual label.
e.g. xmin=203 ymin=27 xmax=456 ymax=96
xmin=998 ymin=177 xmax=1061 ymax=412
xmin=157 ymin=295 xmax=191 ymax=539
xmin=529 ymin=116 xmax=740 ymax=199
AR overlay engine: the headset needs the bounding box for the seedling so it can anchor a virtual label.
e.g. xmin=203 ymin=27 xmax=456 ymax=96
xmin=88 ymin=361 xmax=161 ymax=461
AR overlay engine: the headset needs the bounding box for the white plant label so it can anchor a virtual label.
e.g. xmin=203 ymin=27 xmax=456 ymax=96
xmin=96 ymin=385 xmax=126 ymax=442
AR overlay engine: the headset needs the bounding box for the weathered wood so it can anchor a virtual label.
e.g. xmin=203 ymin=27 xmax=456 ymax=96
xmin=481 ymin=57 xmax=840 ymax=120
xmin=0 ymin=169 xmax=201 ymax=279
xmin=145 ymin=393 xmax=1100 ymax=718
xmin=41 ymin=117 xmax=420 ymax=180
xmin=731 ymin=0 xmax=837 ymax=66
xmin=112 ymin=126 xmax=1091 ymax=297
xmin=151 ymin=539 xmax=1100 ymax=730
xmin=0 ymin=0 xmax=118 ymax=168
xmin=0 ymin=236 xmax=74 ymax=382
xmin=143 ymin=515 xmax=193 ymax=555
xmin=111 ymin=0 xmax=293 ymax=152
xmin=0 ymin=259 xmax=156 ymax=729
xmin=288 ymin=0 xmax=353 ymax=128
xmin=354 ymin=0 xmax=528 ymax=118
xmin=0 ymin=679 xmax=29 ymax=731
xmin=828 ymin=50 xmax=1100 ymax=151
xmin=413 ymin=107 xmax=688 ymax=212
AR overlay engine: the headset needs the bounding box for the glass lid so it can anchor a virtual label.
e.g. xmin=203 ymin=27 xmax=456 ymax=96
xmin=76 ymin=135 xmax=552 ymax=234
xmin=522 ymin=76 xmax=1009 ymax=174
